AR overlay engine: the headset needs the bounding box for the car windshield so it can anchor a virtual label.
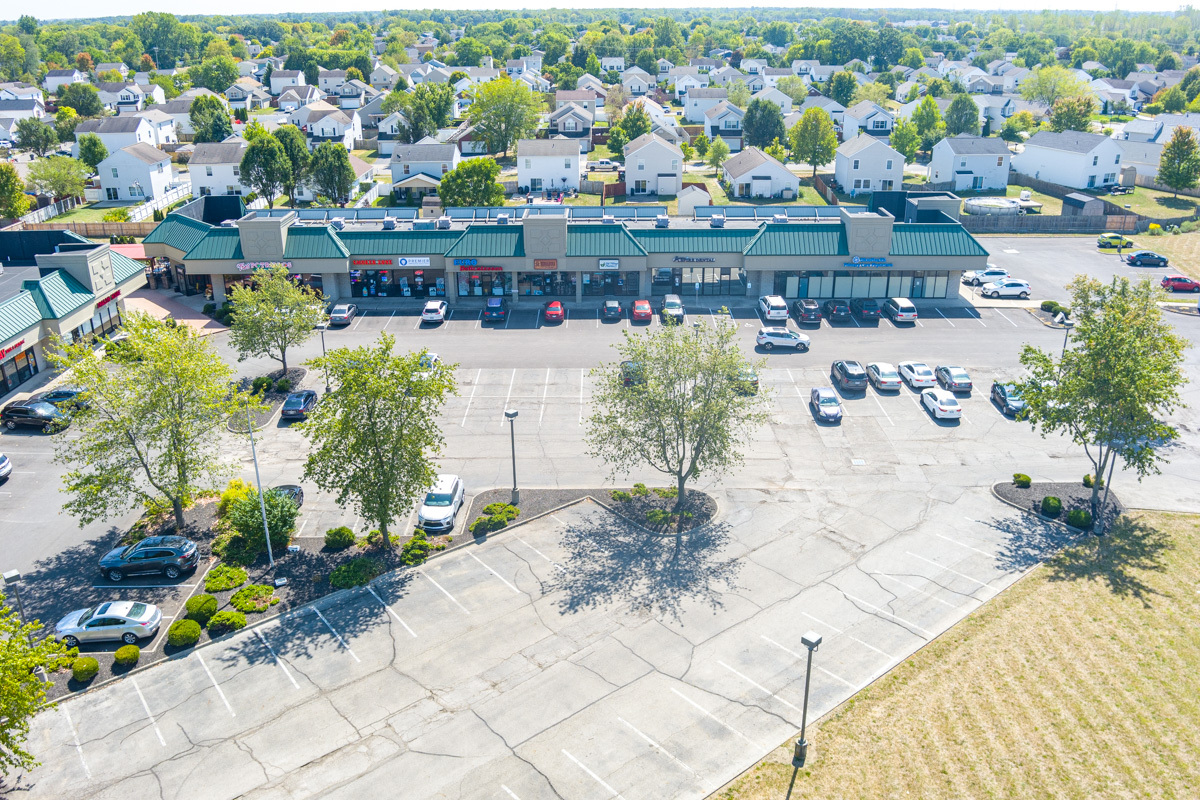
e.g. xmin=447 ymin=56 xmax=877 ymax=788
xmin=941 ymin=396 xmax=960 ymax=406
xmin=77 ymin=607 xmax=96 ymax=625
xmin=665 ymin=300 xmax=681 ymax=309
xmin=913 ymin=365 xmax=933 ymax=376
xmin=844 ymin=364 xmax=864 ymax=375
xmin=129 ymin=603 xmax=150 ymax=619
xmin=487 ymin=299 xmax=501 ymax=307
xmin=283 ymin=395 xmax=306 ymax=408
xmin=28 ymin=402 xmax=57 ymax=416
xmin=819 ymin=395 xmax=839 ymax=406
xmin=877 ymin=368 xmax=898 ymax=379
xmin=424 ymin=492 xmax=454 ymax=507
xmin=419 ymin=355 xmax=436 ymax=368
xmin=424 ymin=303 xmax=439 ymax=311
xmin=332 ymin=306 xmax=349 ymax=314
xmin=949 ymin=369 xmax=969 ymax=380
xmin=1004 ymin=384 xmax=1022 ymax=399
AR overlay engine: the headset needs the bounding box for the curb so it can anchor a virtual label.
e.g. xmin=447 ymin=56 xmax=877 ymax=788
xmin=1160 ymin=303 xmax=1199 ymax=317
xmin=590 ymin=491 xmax=723 ymax=538
xmin=1023 ymin=308 xmax=1069 ymax=329
xmin=988 ymin=481 xmax=1091 ymax=536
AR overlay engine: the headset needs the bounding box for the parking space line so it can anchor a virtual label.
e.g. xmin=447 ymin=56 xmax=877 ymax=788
xmin=994 ymin=309 xmax=1018 ymax=327
xmin=802 ymin=611 xmax=843 ymax=633
xmin=467 ymin=551 xmax=521 ymax=594
xmin=841 ymin=591 xmax=933 ymax=638
xmin=578 ymin=371 xmax=585 ymax=424
xmin=618 ymin=715 xmax=711 ymax=791
xmin=423 ymin=572 xmax=470 ymax=614
xmin=871 ymin=572 xmax=957 ymax=608
xmin=254 ymin=629 xmax=299 ymax=689
xmin=759 ymin=635 xmax=855 ymax=689
xmin=784 ymin=369 xmax=803 ymax=397
xmin=595 ymin=309 xmax=600 ymax=328
xmin=872 ymin=395 xmax=894 ymax=425
xmin=380 ymin=310 xmax=395 ymax=330
xmin=669 ymin=686 xmax=758 ymax=746
xmin=131 ymin=677 xmax=166 ymax=746
xmin=461 ymin=368 xmax=481 ymax=427
xmin=367 ymin=585 xmax=417 ymax=638
xmin=800 ymin=613 xmax=896 ymax=659
xmin=915 ymin=318 xmax=924 ymax=328
xmin=562 ymin=749 xmax=627 ymax=799
xmin=195 ymin=653 xmax=235 ymax=717
xmin=504 ymin=311 xmax=512 ymax=329
xmin=352 ymin=314 xmax=365 ymax=331
xmin=500 ymin=369 xmax=516 ymax=426
xmin=970 ymin=310 xmax=987 ymax=328
xmin=516 ymin=536 xmax=567 ymax=573
xmin=62 ymin=707 xmax=91 ymax=779
xmin=297 ymin=519 xmax=310 ymax=537
xmin=312 ymin=607 xmax=361 ymax=662
xmin=910 ymin=394 xmax=934 ymax=426
xmin=942 ymin=531 xmax=996 ymax=558
xmin=935 ymin=308 xmax=956 ymax=327
xmin=539 ymin=368 xmax=550 ymax=427
xmin=501 ymin=786 xmax=520 ymax=800
xmin=906 ymin=551 xmax=994 ymax=591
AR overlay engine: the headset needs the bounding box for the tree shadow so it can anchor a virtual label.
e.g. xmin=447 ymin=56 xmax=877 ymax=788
xmin=984 ymin=511 xmax=1080 ymax=574
xmin=1041 ymin=515 xmax=1173 ymax=607
xmin=553 ymin=506 xmax=742 ymax=622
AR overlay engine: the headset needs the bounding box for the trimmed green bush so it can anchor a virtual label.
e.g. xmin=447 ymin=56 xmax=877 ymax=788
xmin=1083 ymin=473 xmax=1105 ymax=489
xmin=646 ymin=508 xmax=671 ymax=525
xmin=631 ymin=483 xmax=650 ymax=497
xmin=400 ymin=530 xmax=431 ymax=565
xmin=217 ymin=478 xmax=253 ymax=518
xmin=114 ymin=644 xmax=140 ymax=667
xmin=185 ymin=594 xmax=219 ymax=626
xmin=610 ymin=490 xmax=632 ymax=502
xmin=359 ymin=528 xmax=399 ymax=549
xmin=251 ymin=376 xmax=273 ymax=394
xmin=652 ymin=486 xmax=679 ymax=499
xmin=482 ymin=502 xmax=520 ymax=521
xmin=72 ymin=657 xmax=100 ymax=682
xmin=205 ymin=565 xmax=248 ymax=592
xmin=330 ymin=557 xmax=383 ymax=589
xmin=274 ymin=378 xmax=292 ymax=393
xmin=469 ymin=514 xmax=508 ymax=535
xmin=207 ymin=611 xmax=248 ymax=636
xmin=1040 ymin=300 xmax=1060 ymax=312
xmin=203 ymin=302 xmax=216 ymax=315
xmin=324 ymin=526 xmax=356 ymax=550
xmin=1012 ymin=473 xmax=1032 ymax=489
xmin=230 ymin=584 xmax=276 ymax=613
xmin=1041 ymin=496 xmax=1063 ymax=517
xmin=1067 ymin=508 xmax=1093 ymax=529
xmin=167 ymin=619 xmax=201 ymax=647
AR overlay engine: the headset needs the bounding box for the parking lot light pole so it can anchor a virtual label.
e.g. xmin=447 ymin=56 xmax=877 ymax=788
xmin=246 ymin=407 xmax=275 ymax=569
xmin=505 ymin=409 xmax=519 ymax=506
xmin=793 ymin=630 xmax=823 ymax=766
xmin=317 ymin=320 xmax=331 ymax=393
xmin=1058 ymin=316 xmax=1075 ymax=361
xmin=2 ymin=570 xmax=31 ymax=646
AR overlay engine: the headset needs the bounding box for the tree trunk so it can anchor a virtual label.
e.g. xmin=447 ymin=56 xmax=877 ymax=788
xmin=172 ymin=496 xmax=185 ymax=533
xmin=674 ymin=471 xmax=687 ymax=514
xmin=279 ymin=350 xmax=288 ymax=374
xmin=380 ymin=519 xmax=393 ymax=547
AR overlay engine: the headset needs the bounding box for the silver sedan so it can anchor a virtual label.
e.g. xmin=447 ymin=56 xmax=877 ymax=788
xmin=55 ymin=601 xmax=162 ymax=648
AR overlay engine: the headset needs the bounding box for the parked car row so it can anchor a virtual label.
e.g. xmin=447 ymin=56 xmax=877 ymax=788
xmin=960 ymin=266 xmax=1032 ymax=300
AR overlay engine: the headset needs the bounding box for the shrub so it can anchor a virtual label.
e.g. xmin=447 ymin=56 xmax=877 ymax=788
xmin=359 ymin=528 xmax=399 ymax=548
xmin=652 ymin=486 xmax=678 ymax=499
xmin=230 ymin=584 xmax=276 ymax=613
xmin=205 ymin=564 xmax=248 ymax=592
xmin=482 ymin=502 xmax=520 ymax=521
xmin=217 ymin=488 xmax=297 ymax=565
xmin=324 ymin=526 xmax=355 ymax=550
xmin=646 ymin=508 xmax=671 ymax=525
xmin=469 ymin=514 xmax=508 ymax=535
xmin=208 ymin=611 xmax=247 ymax=636
xmin=400 ymin=529 xmax=431 ymax=565
xmin=1040 ymin=300 xmax=1060 ymax=313
xmin=1066 ymin=508 xmax=1093 ymax=529
xmin=203 ymin=302 xmax=216 ymax=315
xmin=114 ymin=644 xmax=140 ymax=667
xmin=1041 ymin=496 xmax=1062 ymax=517
xmin=251 ymin=376 xmax=273 ymax=394
xmin=1083 ymin=473 xmax=1105 ymax=489
xmin=610 ymin=490 xmax=632 ymax=502
xmin=217 ymin=478 xmax=253 ymax=518
xmin=1012 ymin=473 xmax=1032 ymax=488
xmin=274 ymin=377 xmax=292 ymax=393
xmin=1147 ymin=223 xmax=1163 ymax=236
xmin=72 ymin=657 xmax=100 ymax=682
xmin=330 ymin=557 xmax=383 ymax=588
xmin=631 ymin=483 xmax=650 ymax=497
xmin=167 ymin=619 xmax=201 ymax=647
xmin=102 ymin=207 xmax=131 ymax=222
xmin=185 ymin=593 xmax=219 ymax=626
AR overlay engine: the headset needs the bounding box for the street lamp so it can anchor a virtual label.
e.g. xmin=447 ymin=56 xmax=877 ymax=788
xmin=793 ymin=630 xmax=823 ymax=766
xmin=2 ymin=570 xmax=31 ymax=646
xmin=1057 ymin=314 xmax=1075 ymax=361
xmin=246 ymin=407 xmax=275 ymax=569
xmin=317 ymin=320 xmax=331 ymax=392
xmin=505 ymin=409 xmax=519 ymax=506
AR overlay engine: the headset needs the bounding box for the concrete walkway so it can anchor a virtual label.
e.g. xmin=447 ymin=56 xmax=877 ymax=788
xmin=124 ymin=288 xmax=227 ymax=336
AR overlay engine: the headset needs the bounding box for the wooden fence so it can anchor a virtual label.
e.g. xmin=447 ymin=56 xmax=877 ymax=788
xmin=1133 ymin=173 xmax=1200 ymax=198
xmin=959 ymin=214 xmax=1137 ymax=234
xmin=813 ymin=174 xmax=838 ymax=205
xmin=18 ymin=221 xmax=160 ymax=237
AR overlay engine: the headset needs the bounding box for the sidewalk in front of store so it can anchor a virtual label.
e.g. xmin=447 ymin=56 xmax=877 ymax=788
xmin=124 ymin=289 xmax=228 ymax=336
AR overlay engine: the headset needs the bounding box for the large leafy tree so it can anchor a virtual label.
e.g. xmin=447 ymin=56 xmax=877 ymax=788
xmin=193 ymin=55 xmax=239 ymax=93
xmin=308 ymin=141 xmax=355 ymax=205
xmin=76 ymin=133 xmax=108 ymax=172
xmin=586 ymin=320 xmax=770 ymax=512
xmin=944 ymin=94 xmax=981 ymax=136
xmin=0 ymin=162 xmax=31 ymax=219
xmin=619 ymin=101 xmax=652 ymax=141
xmin=912 ymin=95 xmax=946 ymax=151
xmin=299 ymin=335 xmax=457 ymax=542
xmin=826 ymin=70 xmax=859 ymax=106
xmin=273 ymin=125 xmax=310 ymax=208
xmin=24 ymin=155 xmax=88 ymax=200
xmin=239 ymin=136 xmax=290 ymax=208
xmin=1019 ymin=276 xmax=1189 ymax=534
xmin=15 ymin=118 xmax=57 ymax=157
xmin=0 ymin=594 xmax=74 ymax=775
xmin=228 ymin=264 xmax=326 ymax=373
xmin=706 ymin=135 xmax=730 ymax=176
xmin=1020 ymin=65 xmax=1089 ymax=107
xmin=48 ymin=313 xmax=254 ymax=533
xmin=54 ymin=107 xmax=80 ymax=142
xmin=889 ymin=117 xmax=921 ymax=160
xmin=189 ymin=94 xmax=233 ymax=143
xmin=438 ymin=158 xmax=505 ymax=207
xmin=467 ymin=77 xmax=542 ymax=157
xmin=58 ymin=83 xmax=103 ymax=117
xmin=788 ymin=107 xmax=837 ymax=177
xmin=1157 ymin=126 xmax=1200 ymax=197
xmin=743 ymin=98 xmax=786 ymax=149
xmin=1049 ymin=95 xmax=1097 ymax=133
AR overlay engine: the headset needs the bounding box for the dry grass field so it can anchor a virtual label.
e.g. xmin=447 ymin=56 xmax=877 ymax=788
xmin=714 ymin=511 xmax=1200 ymax=800
xmin=1142 ymin=231 xmax=1200 ymax=280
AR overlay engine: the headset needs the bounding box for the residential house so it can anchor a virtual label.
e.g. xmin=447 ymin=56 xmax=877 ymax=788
xmin=516 ymin=138 xmax=581 ymax=193
xmin=0 ymin=83 xmax=44 ymax=106
xmin=751 ymin=87 xmax=793 ymax=115
xmin=157 ymin=92 xmax=222 ymax=137
xmin=225 ymin=81 xmax=271 ymax=110
xmin=623 ymin=133 xmax=683 ymax=195
xmin=1001 ymin=67 xmax=1030 ymax=93
xmin=96 ymin=62 xmax=129 ymax=79
xmin=518 ymin=72 xmax=551 ymax=93
xmin=791 ymin=60 xmax=820 ymax=77
xmin=371 ymin=64 xmax=399 ymax=90
xmin=807 ymin=65 xmax=839 ymax=85
xmin=896 ymin=80 xmax=924 ymax=102
xmin=289 ymin=101 xmax=362 ymax=150
xmin=895 ymin=96 xmax=952 ymax=123
xmin=966 ymin=74 xmax=1005 ymax=94
xmin=132 ymin=109 xmax=178 ymax=146
xmin=376 ymin=111 xmax=408 ymax=156
xmin=73 ymin=116 xmax=155 ymax=157
xmin=96 ymin=143 xmax=172 ymax=201
xmin=684 ymin=87 xmax=727 ymax=123
xmin=1011 ymin=130 xmax=1124 ymax=189
xmin=548 ymin=103 xmax=594 ymax=142
xmin=704 ymin=101 xmax=745 ymax=150
xmin=761 ymin=67 xmax=793 ymax=89
xmin=795 ymin=96 xmax=846 ymax=129
xmin=318 ymin=68 xmax=349 ymax=93
xmin=189 ymin=141 xmax=250 ymax=197
xmin=277 ymin=85 xmax=323 ymax=112
xmin=555 ymin=89 xmax=600 ymax=113
xmin=295 ymin=154 xmax=374 ymax=204
xmin=709 ymin=66 xmax=747 ymax=87
xmin=721 ymin=146 xmax=799 ymax=198
xmin=0 ymin=98 xmax=43 ymax=121
xmin=834 ymin=135 xmax=904 ymax=194
xmin=842 ymin=101 xmax=893 ymax=138
xmin=633 ymin=98 xmax=673 ymax=129
xmin=971 ymin=95 xmax=1015 ymax=132
xmin=741 ymin=58 xmax=768 ymax=76
xmin=269 ymin=70 xmax=306 ymax=96
xmin=336 ymin=80 xmax=379 ymax=111
xmin=504 ymin=59 xmax=527 ymax=78
xmin=94 ymin=82 xmax=163 ymax=113
xmin=621 ymin=67 xmax=653 ymax=97
xmin=744 ymin=73 xmax=767 ymax=93
xmin=43 ymin=69 xmax=88 ymax=93
xmin=601 ymin=57 xmax=626 ymax=74
xmin=389 ymin=141 xmax=461 ymax=200
xmin=672 ymin=71 xmax=709 ymax=100
xmin=655 ymin=58 xmax=674 ymax=75
xmin=576 ymin=73 xmax=605 ymax=95
xmin=929 ymin=135 xmax=1010 ymax=191
xmin=1117 ymin=113 xmax=1200 ymax=179
xmin=0 ymin=116 xmax=20 ymax=147
xmin=690 ymin=58 xmax=721 ymax=73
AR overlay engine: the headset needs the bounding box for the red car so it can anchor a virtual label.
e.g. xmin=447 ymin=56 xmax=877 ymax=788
xmin=1161 ymin=275 xmax=1200 ymax=293
xmin=631 ymin=299 xmax=653 ymax=322
xmin=543 ymin=300 xmax=565 ymax=322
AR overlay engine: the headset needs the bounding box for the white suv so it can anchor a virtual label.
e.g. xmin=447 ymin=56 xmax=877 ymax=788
xmin=758 ymin=295 xmax=789 ymax=321
xmin=417 ymin=474 xmax=465 ymax=533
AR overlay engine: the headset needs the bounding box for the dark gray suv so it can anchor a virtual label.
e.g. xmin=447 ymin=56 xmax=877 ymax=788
xmin=99 ymin=535 xmax=200 ymax=582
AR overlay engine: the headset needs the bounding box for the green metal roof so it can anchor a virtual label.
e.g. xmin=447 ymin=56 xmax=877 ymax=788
xmin=110 ymin=251 xmax=144 ymax=284
xmin=0 ymin=292 xmax=42 ymax=344
xmin=142 ymin=214 xmax=212 ymax=253
xmin=744 ymin=223 xmax=848 ymax=257
xmin=283 ymin=227 xmax=349 ymax=260
xmin=890 ymin=224 xmax=990 ymax=257
xmin=566 ymin=224 xmax=646 ymax=257
xmin=630 ymin=228 xmax=756 ymax=254
xmin=184 ymin=228 xmax=243 ymax=261
xmin=22 ymin=271 xmax=93 ymax=320
xmin=337 ymin=230 xmax=461 ymax=257
xmin=443 ymin=225 xmax=525 ymax=259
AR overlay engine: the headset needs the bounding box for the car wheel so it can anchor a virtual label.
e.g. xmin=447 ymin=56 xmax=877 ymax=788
xmin=62 ymin=635 xmax=79 ymax=648
xmin=971 ymin=278 xmax=980 ymax=286
xmin=1133 ymin=260 xmax=1141 ymax=266
xmin=763 ymin=342 xmax=773 ymax=350
xmin=987 ymin=291 xmax=999 ymax=298
xmin=43 ymin=423 xmax=54 ymax=434
xmin=799 ymin=344 xmax=808 ymax=352
xmin=164 ymin=565 xmax=181 ymax=579
xmin=4 ymin=420 xmax=15 ymax=430
xmin=107 ymin=568 xmax=124 ymax=582
xmin=122 ymin=632 xmax=138 ymax=645
xmin=1019 ymin=292 xmax=1029 ymax=299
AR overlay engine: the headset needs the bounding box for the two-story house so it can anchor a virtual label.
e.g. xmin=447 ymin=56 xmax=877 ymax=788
xmin=371 ymin=64 xmax=399 ymax=91
xmin=1011 ymin=130 xmax=1124 ymax=190
xmin=842 ymin=101 xmax=894 ymax=138
xmin=131 ymin=109 xmax=178 ymax=146
xmin=623 ymin=133 xmax=683 ymax=195
xmin=375 ymin=111 xmax=407 ymax=156
xmin=548 ymin=103 xmax=594 ymax=143
xmin=277 ymin=85 xmax=323 ymax=112
xmin=225 ymin=81 xmax=271 ymax=110
xmin=517 ymin=138 xmax=581 ymax=193
xmin=389 ymin=141 xmax=461 ymax=201
xmin=336 ymin=80 xmax=379 ymax=111
xmin=600 ymin=57 xmax=626 ymax=74
xmin=555 ymin=90 xmax=600 ymax=114
xmin=684 ymin=87 xmax=728 ymax=123
xmin=289 ymin=101 xmax=362 ymax=150
xmin=269 ymin=70 xmax=306 ymax=97
xmin=318 ymin=68 xmax=348 ymax=94
xmin=96 ymin=143 xmax=173 ymax=201
xmin=751 ymin=87 xmax=793 ymax=115
xmin=929 ymin=135 xmax=1010 ymax=191
xmin=189 ymin=141 xmax=250 ymax=197
xmin=621 ymin=67 xmax=653 ymax=97
xmin=705 ymin=101 xmax=745 ymax=151
xmin=834 ymin=135 xmax=904 ymax=195
xmin=73 ymin=116 xmax=156 ymax=157
xmin=43 ymin=69 xmax=88 ymax=94
xmin=721 ymin=147 xmax=799 ymax=198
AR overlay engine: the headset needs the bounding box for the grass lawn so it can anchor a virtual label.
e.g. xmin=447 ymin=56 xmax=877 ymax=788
xmin=1132 ymin=230 xmax=1200 ymax=278
xmin=587 ymin=143 xmax=614 ymax=161
xmin=351 ymin=148 xmax=379 ymax=161
xmin=716 ymin=509 xmax=1200 ymax=800
xmin=1094 ymin=186 xmax=1200 ymax=220
xmin=51 ymin=203 xmax=142 ymax=222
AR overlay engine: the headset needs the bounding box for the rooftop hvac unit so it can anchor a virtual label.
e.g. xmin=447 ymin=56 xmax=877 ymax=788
xmin=709 ymin=214 xmax=725 ymax=228
xmin=436 ymin=216 xmax=451 ymax=229
xmin=496 ymin=213 xmax=510 ymax=225
xmin=220 ymin=220 xmax=236 ymax=227
xmin=330 ymin=217 xmax=346 ymax=230
xmin=601 ymin=214 xmax=616 ymax=224
xmin=655 ymin=215 xmax=670 ymax=228
xmin=412 ymin=219 xmax=435 ymax=230
xmin=382 ymin=216 xmax=397 ymax=230
xmin=771 ymin=213 xmax=788 ymax=224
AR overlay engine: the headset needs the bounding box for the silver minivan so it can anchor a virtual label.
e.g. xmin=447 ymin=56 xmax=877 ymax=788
xmin=417 ymin=474 xmax=465 ymax=533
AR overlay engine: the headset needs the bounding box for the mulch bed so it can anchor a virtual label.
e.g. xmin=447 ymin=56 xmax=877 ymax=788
xmin=462 ymin=486 xmax=716 ymax=536
xmin=604 ymin=488 xmax=717 ymax=534
xmin=463 ymin=487 xmax=598 ymax=534
xmin=1029 ymin=307 xmax=1070 ymax=327
xmin=228 ymin=367 xmax=308 ymax=432
xmin=994 ymin=479 xmax=1124 ymax=532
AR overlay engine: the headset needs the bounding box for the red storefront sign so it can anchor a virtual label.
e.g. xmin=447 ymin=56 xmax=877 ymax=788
xmin=96 ymin=290 xmax=121 ymax=308
xmin=0 ymin=339 xmax=26 ymax=360
xmin=533 ymin=259 xmax=557 ymax=270
xmin=352 ymin=259 xmax=393 ymax=266
xmin=460 ymin=265 xmax=503 ymax=271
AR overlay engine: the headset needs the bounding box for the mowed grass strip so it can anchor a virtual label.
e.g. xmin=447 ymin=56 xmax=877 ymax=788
xmin=714 ymin=512 xmax=1200 ymax=800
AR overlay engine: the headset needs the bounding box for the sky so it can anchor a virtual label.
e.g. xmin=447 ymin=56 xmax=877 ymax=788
xmin=22 ymin=1 xmax=1188 ymax=22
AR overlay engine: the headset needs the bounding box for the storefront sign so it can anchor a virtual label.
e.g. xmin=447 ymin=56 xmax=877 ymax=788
xmin=352 ymin=259 xmax=392 ymax=266
xmin=673 ymin=256 xmax=715 ymax=263
xmin=845 ymin=256 xmax=893 ymax=268
xmin=460 ymin=265 xmax=503 ymax=271
xmin=236 ymin=261 xmax=293 ymax=272
xmin=453 ymin=258 xmax=478 ymax=267
xmin=96 ymin=290 xmax=121 ymax=308
xmin=533 ymin=259 xmax=557 ymax=270
xmin=0 ymin=339 xmax=26 ymax=360
xmin=396 ymin=257 xmax=430 ymax=267
xmin=598 ymin=259 xmax=620 ymax=271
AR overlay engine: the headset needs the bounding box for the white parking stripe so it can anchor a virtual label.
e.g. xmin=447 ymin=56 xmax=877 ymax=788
xmin=935 ymin=308 xmax=956 ymax=327
xmin=871 ymin=572 xmax=957 ymax=608
xmin=563 ymin=308 xmax=569 ymax=328
xmin=719 ymin=659 xmax=801 ymax=713
xmin=423 ymin=572 xmax=470 ymax=613
xmin=195 ymin=653 xmax=235 ymax=717
xmin=501 ymin=369 xmax=516 ymax=426
xmin=872 ymin=395 xmax=894 ymax=425
xmin=669 ymin=686 xmax=757 ymax=746
xmin=578 ymin=371 xmax=586 ymax=424
xmin=467 ymin=551 xmax=521 ymax=594
xmin=906 ymin=551 xmax=994 ymax=591
xmin=994 ymin=309 xmax=1018 ymax=327
xmin=562 ymin=749 xmax=627 ymax=799
xmin=131 ymin=677 xmax=166 ymax=746
xmin=461 ymin=368 xmax=481 ymax=427
xmin=539 ymin=367 xmax=550 ymax=427
xmin=312 ymin=607 xmax=361 ymax=662
xmin=382 ymin=310 xmax=395 ymax=330
xmin=368 ymin=585 xmax=417 ymax=638
xmin=618 ymin=716 xmax=712 ymax=791
xmin=759 ymin=635 xmax=855 ymax=688
xmin=254 ymin=629 xmax=300 ymax=689
xmin=516 ymin=536 xmax=567 ymax=573
xmin=942 ymin=531 xmax=996 ymax=558
xmin=841 ymin=591 xmax=933 ymax=638
xmin=62 ymin=707 xmax=91 ymax=779
xmin=800 ymin=613 xmax=896 ymax=659
xmin=501 ymin=786 xmax=521 ymax=800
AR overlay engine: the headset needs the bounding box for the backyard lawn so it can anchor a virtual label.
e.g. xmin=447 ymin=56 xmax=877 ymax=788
xmin=1093 ymin=185 xmax=1199 ymax=220
xmin=49 ymin=202 xmax=143 ymax=222
xmin=715 ymin=510 xmax=1200 ymax=800
xmin=953 ymin=185 xmax=1064 ymax=216
xmin=1132 ymin=229 xmax=1200 ymax=278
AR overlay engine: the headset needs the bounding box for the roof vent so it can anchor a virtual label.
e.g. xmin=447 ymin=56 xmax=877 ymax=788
xmin=220 ymin=220 xmax=235 ymax=227
xmin=496 ymin=213 xmax=510 ymax=225
xmin=655 ymin=214 xmax=670 ymax=228
xmin=412 ymin=219 xmax=435 ymax=230
xmin=601 ymin=214 xmax=616 ymax=225
xmin=382 ymin=216 xmax=397 ymax=230
xmin=435 ymin=215 xmax=451 ymax=229
xmin=330 ymin=217 xmax=346 ymax=230
xmin=772 ymin=213 xmax=788 ymax=224
xmin=709 ymin=214 xmax=725 ymax=228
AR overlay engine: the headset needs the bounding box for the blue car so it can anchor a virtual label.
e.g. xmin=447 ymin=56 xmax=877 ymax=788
xmin=483 ymin=297 xmax=508 ymax=322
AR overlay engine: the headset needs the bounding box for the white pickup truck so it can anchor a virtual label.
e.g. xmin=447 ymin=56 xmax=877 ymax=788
xmin=590 ymin=159 xmax=618 ymax=171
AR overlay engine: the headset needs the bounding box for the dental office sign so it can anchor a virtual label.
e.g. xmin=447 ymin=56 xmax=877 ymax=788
xmin=844 ymin=256 xmax=892 ymax=268
xmin=236 ymin=261 xmax=293 ymax=272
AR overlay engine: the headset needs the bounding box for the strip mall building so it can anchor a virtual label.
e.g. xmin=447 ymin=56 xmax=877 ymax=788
xmin=141 ymin=193 xmax=989 ymax=306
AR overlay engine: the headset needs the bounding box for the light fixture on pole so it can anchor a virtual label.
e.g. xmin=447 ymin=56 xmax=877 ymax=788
xmin=793 ymin=630 xmax=823 ymax=766
xmin=317 ymin=320 xmax=330 ymax=393
xmin=246 ymin=407 xmax=275 ymax=568
xmin=1057 ymin=314 xmax=1075 ymax=360
xmin=2 ymin=569 xmax=31 ymax=646
xmin=504 ymin=409 xmax=519 ymax=506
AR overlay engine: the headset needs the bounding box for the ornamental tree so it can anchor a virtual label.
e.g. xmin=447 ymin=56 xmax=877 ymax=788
xmin=228 ymin=264 xmax=326 ymax=373
xmin=788 ymin=107 xmax=837 ymax=177
xmin=438 ymin=158 xmax=505 ymax=207
xmin=239 ymin=136 xmax=290 ymax=208
xmin=467 ymin=78 xmax=543 ymax=157
xmin=76 ymin=133 xmax=108 ymax=172
xmin=1155 ymin=126 xmax=1200 ymax=197
xmin=307 ymin=142 xmax=355 ymax=206
xmin=273 ymin=125 xmax=310 ymax=207
xmin=743 ymin=98 xmax=785 ymax=149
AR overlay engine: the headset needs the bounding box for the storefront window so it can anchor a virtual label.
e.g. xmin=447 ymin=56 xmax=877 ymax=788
xmin=457 ymin=271 xmax=509 ymax=297
xmin=72 ymin=304 xmax=123 ymax=343
xmin=518 ymin=272 xmax=576 ymax=297
xmin=350 ymin=269 xmax=445 ymax=298
xmin=582 ymin=271 xmax=639 ymax=296
xmin=653 ymin=266 xmax=745 ymax=297
xmin=0 ymin=348 xmax=39 ymax=395
xmin=770 ymin=270 xmax=949 ymax=299
xmin=651 ymin=267 xmax=680 ymax=297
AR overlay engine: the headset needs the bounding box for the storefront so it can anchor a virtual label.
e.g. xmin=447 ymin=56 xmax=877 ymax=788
xmin=349 ymin=258 xmax=446 ymax=299
xmin=455 ymin=262 xmax=509 ymax=297
xmin=0 ymin=338 xmax=39 ymax=396
xmin=517 ymin=271 xmax=576 ymax=297
xmin=70 ymin=291 xmax=124 ymax=342
xmin=771 ymin=269 xmax=952 ymax=299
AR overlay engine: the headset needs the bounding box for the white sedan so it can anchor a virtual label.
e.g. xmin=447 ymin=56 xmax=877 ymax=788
xmin=755 ymin=327 xmax=810 ymax=351
xmin=867 ymin=362 xmax=903 ymax=391
xmin=898 ymin=361 xmax=936 ymax=388
xmin=421 ymin=300 xmax=449 ymax=322
xmin=961 ymin=265 xmax=1009 ymax=286
xmin=921 ymin=388 xmax=963 ymax=420
xmin=981 ymin=278 xmax=1031 ymax=299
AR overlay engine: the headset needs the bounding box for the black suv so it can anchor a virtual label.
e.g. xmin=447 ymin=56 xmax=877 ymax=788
xmin=1 ymin=401 xmax=69 ymax=433
xmin=32 ymin=387 xmax=88 ymax=410
xmin=99 ymin=535 xmax=200 ymax=582
xmin=792 ymin=299 xmax=822 ymax=323
xmin=850 ymin=298 xmax=881 ymax=320
xmin=822 ymin=299 xmax=852 ymax=321
xmin=831 ymin=360 xmax=868 ymax=391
